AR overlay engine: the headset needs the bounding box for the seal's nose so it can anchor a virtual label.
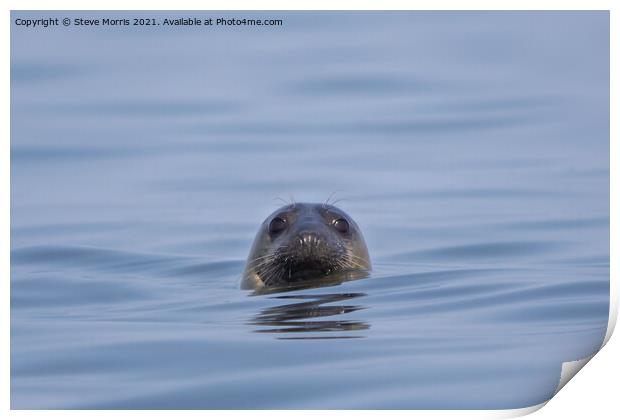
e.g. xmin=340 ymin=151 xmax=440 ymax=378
xmin=298 ymin=231 xmax=320 ymax=247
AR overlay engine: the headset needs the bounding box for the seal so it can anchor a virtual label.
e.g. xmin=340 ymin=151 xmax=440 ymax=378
xmin=241 ymin=202 xmax=371 ymax=290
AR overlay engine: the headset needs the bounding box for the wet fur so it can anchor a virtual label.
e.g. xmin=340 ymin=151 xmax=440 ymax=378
xmin=242 ymin=202 xmax=371 ymax=290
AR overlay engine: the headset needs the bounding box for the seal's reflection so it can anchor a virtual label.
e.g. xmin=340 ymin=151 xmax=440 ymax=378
xmin=249 ymin=270 xmax=371 ymax=340
xmin=251 ymin=292 xmax=369 ymax=340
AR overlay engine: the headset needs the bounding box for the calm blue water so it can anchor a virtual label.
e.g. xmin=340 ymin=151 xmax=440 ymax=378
xmin=11 ymin=11 xmax=609 ymax=409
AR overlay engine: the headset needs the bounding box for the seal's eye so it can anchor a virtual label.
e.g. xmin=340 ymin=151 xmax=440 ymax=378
xmin=333 ymin=218 xmax=349 ymax=234
xmin=269 ymin=217 xmax=287 ymax=235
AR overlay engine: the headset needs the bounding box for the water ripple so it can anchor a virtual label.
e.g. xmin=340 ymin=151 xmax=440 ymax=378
xmin=287 ymin=74 xmax=432 ymax=95
xmin=27 ymin=100 xmax=243 ymax=117
xmin=11 ymin=61 xmax=87 ymax=83
xmin=391 ymin=241 xmax=560 ymax=261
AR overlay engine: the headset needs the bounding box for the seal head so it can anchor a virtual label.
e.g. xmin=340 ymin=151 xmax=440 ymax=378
xmin=241 ymin=202 xmax=371 ymax=290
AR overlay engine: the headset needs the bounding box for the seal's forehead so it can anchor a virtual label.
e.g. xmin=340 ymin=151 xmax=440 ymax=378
xmin=269 ymin=202 xmax=348 ymax=218
xmin=269 ymin=202 xmax=313 ymax=217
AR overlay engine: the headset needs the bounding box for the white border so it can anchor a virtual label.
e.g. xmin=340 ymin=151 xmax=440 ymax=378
xmin=3 ymin=1 xmax=617 ymax=418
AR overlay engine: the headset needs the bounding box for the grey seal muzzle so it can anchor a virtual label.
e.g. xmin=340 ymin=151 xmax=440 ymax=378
xmin=241 ymin=202 xmax=371 ymax=290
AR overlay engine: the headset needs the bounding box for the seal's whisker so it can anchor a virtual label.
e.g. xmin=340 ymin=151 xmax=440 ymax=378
xmin=323 ymin=191 xmax=338 ymax=208
xmin=339 ymin=254 xmax=367 ymax=269
xmin=324 ymin=190 xmax=348 ymax=208
xmin=343 ymin=252 xmax=369 ymax=264
xmin=247 ymin=254 xmax=275 ymax=266
xmin=342 ymin=262 xmax=363 ymax=270
xmin=329 ymin=198 xmax=347 ymax=207
xmin=247 ymin=245 xmax=291 ymax=268
xmin=260 ymin=264 xmax=280 ymax=286
xmin=252 ymin=260 xmax=275 ymax=271
xmin=347 ymin=254 xmax=370 ymax=266
xmin=273 ymin=196 xmax=289 ymax=206
xmin=247 ymin=253 xmax=273 ymax=263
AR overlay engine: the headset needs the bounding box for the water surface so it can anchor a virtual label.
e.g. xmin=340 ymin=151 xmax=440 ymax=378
xmin=11 ymin=11 xmax=609 ymax=409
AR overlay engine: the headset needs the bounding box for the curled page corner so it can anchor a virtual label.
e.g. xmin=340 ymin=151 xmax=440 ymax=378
xmin=602 ymin=288 xmax=618 ymax=347
xmin=495 ymin=402 xmax=548 ymax=418
xmin=527 ymin=297 xmax=616 ymax=413
xmin=494 ymin=354 xmax=598 ymax=420
xmin=555 ymin=354 xmax=596 ymax=395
